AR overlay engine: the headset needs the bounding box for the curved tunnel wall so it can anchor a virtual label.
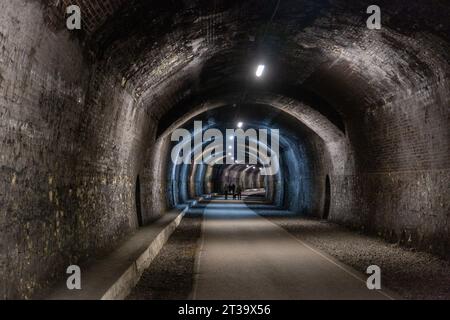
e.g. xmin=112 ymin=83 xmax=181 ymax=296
xmin=0 ymin=0 xmax=449 ymax=299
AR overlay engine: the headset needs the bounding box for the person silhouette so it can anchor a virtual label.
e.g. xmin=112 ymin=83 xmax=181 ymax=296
xmin=224 ymin=184 xmax=229 ymax=200
xmin=236 ymin=185 xmax=242 ymax=200
xmin=231 ymin=184 xmax=236 ymax=200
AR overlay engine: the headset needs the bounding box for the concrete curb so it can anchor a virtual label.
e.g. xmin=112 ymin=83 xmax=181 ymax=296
xmin=101 ymin=198 xmax=201 ymax=300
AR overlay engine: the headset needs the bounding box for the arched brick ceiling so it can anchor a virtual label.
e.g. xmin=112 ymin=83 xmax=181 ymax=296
xmin=44 ymin=0 xmax=450 ymax=131
xmin=72 ymin=0 xmax=450 ymax=118
xmin=44 ymin=0 xmax=128 ymax=34
xmin=43 ymin=0 xmax=450 ymax=40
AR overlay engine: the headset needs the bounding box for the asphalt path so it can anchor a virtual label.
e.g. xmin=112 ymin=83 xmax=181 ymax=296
xmin=191 ymin=199 xmax=394 ymax=300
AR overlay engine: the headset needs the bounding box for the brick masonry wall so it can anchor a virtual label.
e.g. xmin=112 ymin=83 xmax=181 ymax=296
xmin=141 ymin=136 xmax=171 ymax=224
xmin=0 ymin=0 xmax=88 ymax=299
xmin=332 ymin=80 xmax=450 ymax=259
xmin=0 ymin=0 xmax=154 ymax=299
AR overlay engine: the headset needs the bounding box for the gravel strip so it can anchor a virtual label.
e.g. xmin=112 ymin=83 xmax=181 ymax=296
xmin=264 ymin=216 xmax=450 ymax=300
xmin=127 ymin=213 xmax=203 ymax=300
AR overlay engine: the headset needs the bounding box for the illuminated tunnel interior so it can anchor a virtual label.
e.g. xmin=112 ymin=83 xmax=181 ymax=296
xmin=0 ymin=0 xmax=449 ymax=300
xmin=160 ymin=103 xmax=331 ymax=216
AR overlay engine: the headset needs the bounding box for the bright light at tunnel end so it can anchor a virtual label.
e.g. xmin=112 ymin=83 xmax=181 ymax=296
xmin=256 ymin=64 xmax=265 ymax=77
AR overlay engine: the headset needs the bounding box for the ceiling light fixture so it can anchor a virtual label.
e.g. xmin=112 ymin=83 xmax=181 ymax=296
xmin=256 ymin=64 xmax=265 ymax=77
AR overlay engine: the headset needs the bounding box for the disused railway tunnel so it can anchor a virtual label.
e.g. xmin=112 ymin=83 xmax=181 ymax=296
xmin=0 ymin=0 xmax=449 ymax=300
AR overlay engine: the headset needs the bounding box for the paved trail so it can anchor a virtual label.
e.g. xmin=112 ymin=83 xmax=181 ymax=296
xmin=192 ymin=199 xmax=394 ymax=300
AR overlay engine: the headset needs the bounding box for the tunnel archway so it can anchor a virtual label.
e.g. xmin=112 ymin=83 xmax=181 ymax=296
xmin=155 ymin=102 xmax=329 ymax=216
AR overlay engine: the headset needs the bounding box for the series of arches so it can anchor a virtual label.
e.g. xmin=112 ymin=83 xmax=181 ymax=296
xmin=140 ymin=101 xmax=340 ymax=222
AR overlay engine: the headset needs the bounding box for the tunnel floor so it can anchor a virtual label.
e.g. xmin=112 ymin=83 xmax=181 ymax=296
xmin=128 ymin=196 xmax=450 ymax=300
xmin=265 ymin=215 xmax=450 ymax=300
xmin=191 ymin=199 xmax=394 ymax=300
xmin=129 ymin=196 xmax=443 ymax=300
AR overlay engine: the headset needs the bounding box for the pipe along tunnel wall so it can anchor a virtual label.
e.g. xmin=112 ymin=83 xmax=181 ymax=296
xmin=0 ymin=0 xmax=449 ymax=299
